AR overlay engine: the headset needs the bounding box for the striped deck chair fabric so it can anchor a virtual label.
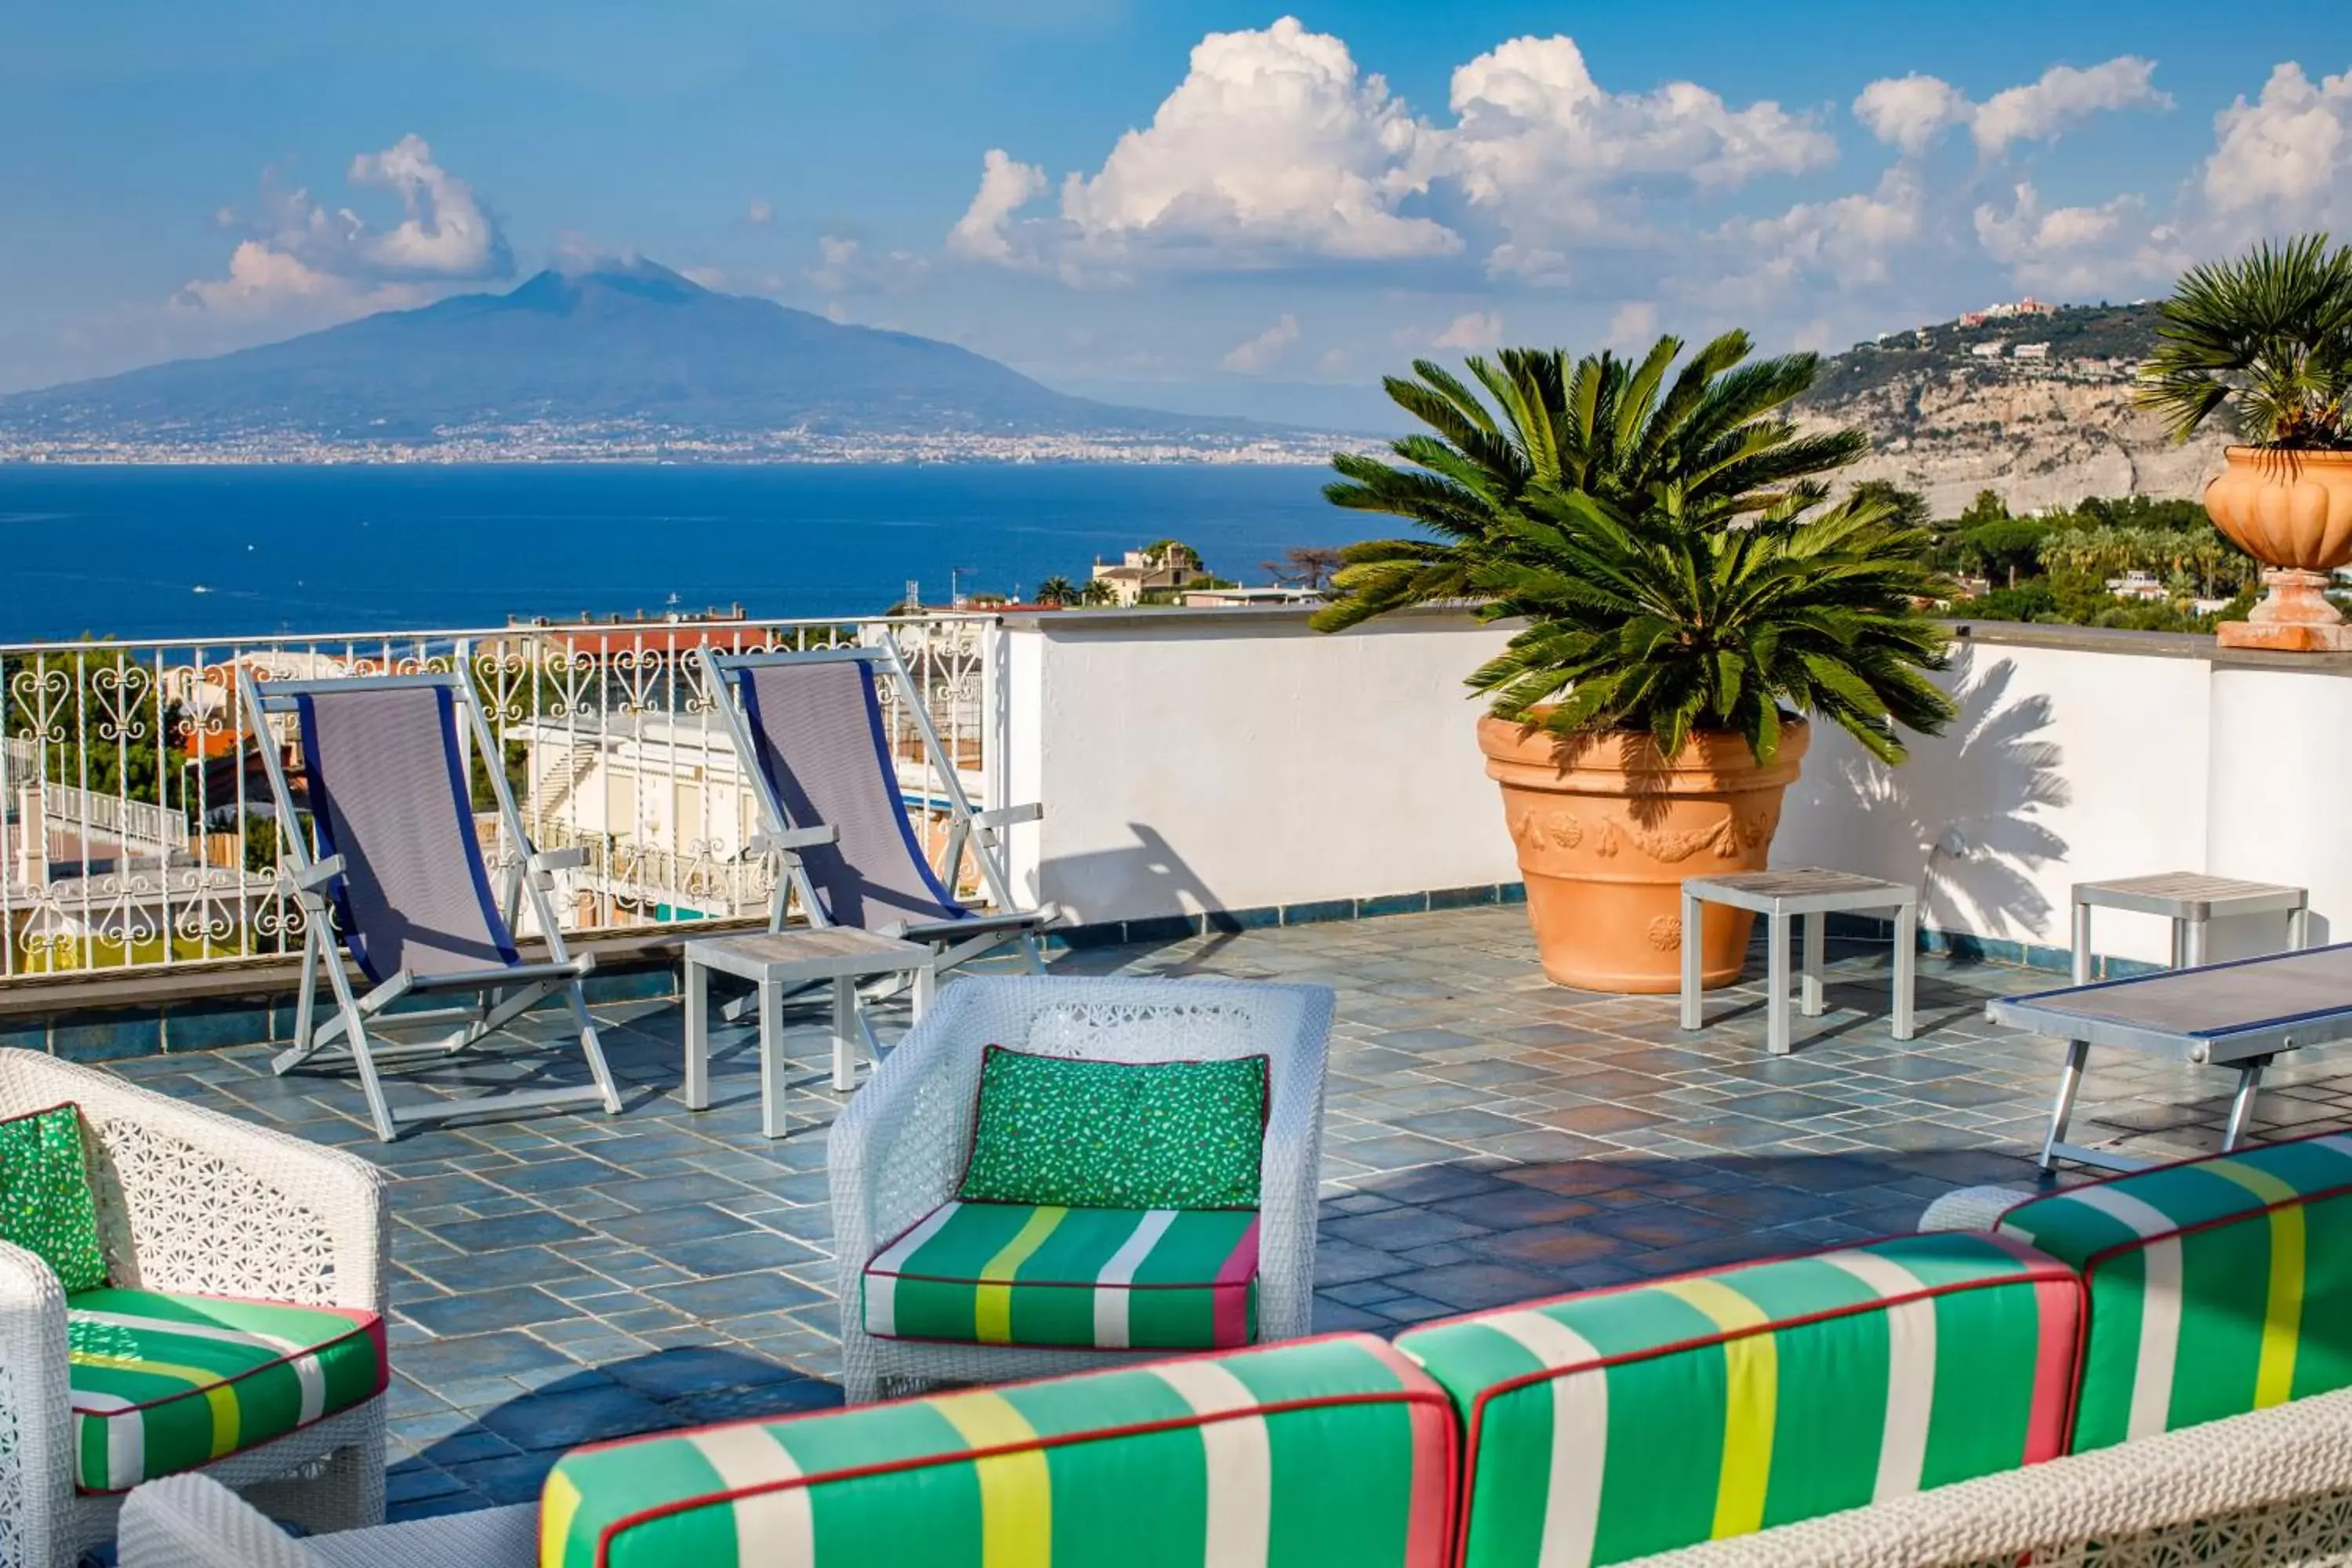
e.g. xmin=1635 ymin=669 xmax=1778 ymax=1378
xmin=737 ymin=659 xmax=967 ymax=932
xmin=863 ymin=1202 xmax=1261 ymax=1351
xmin=1394 ymin=1231 xmax=2081 ymax=1568
xmin=296 ymin=684 xmax=518 ymax=983
xmin=539 ymin=1333 xmax=1454 ymax=1568
xmin=65 ymin=1288 xmax=387 ymax=1493
xmin=1996 ymin=1130 xmax=2352 ymax=1453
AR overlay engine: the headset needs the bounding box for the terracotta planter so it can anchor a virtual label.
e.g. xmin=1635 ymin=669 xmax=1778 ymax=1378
xmin=1479 ymin=716 xmax=1809 ymax=993
xmin=2205 ymin=446 xmax=2352 ymax=652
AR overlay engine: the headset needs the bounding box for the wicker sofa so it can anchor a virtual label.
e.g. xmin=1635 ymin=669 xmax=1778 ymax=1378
xmin=118 ymin=1130 xmax=2352 ymax=1568
xmin=0 ymin=1049 xmax=390 ymax=1568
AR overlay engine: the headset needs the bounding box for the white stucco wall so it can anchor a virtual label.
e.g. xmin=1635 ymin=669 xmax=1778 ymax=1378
xmin=1000 ymin=608 xmax=1517 ymax=923
xmin=1001 ymin=611 xmax=2352 ymax=967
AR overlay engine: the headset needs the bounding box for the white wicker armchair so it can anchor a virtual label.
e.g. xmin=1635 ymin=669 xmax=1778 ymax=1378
xmin=829 ymin=975 xmax=1334 ymax=1403
xmin=0 ymin=1050 xmax=390 ymax=1568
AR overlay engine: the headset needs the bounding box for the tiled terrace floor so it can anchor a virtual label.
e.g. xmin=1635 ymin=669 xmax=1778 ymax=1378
xmin=107 ymin=905 xmax=2352 ymax=1520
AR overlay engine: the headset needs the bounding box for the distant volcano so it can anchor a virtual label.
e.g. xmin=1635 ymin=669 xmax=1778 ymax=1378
xmin=0 ymin=260 xmax=1261 ymax=445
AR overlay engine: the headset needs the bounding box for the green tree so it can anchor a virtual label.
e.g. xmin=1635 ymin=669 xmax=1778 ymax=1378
xmin=1314 ymin=331 xmax=1955 ymax=764
xmin=1033 ymin=575 xmax=1078 ymax=605
xmin=1139 ymin=539 xmax=1203 ymax=570
xmin=1311 ymin=331 xmax=1871 ymax=631
xmin=2138 ymin=234 xmax=2352 ymax=448
xmin=1076 ymin=578 xmax=1120 ymax=607
xmin=1465 ymin=484 xmax=1957 ymax=764
xmin=1960 ymin=517 xmax=2049 ymax=588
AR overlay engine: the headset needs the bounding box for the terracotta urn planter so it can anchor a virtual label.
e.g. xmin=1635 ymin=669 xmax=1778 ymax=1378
xmin=2205 ymin=446 xmax=2352 ymax=652
xmin=1479 ymin=716 xmax=1809 ymax=993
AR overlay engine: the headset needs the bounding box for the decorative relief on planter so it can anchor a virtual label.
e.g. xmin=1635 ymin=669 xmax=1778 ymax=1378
xmin=1647 ymin=915 xmax=1681 ymax=951
xmin=1506 ymin=806 xmax=1777 ymax=862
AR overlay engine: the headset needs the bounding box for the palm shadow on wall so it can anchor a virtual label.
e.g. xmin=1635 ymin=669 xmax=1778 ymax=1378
xmin=1790 ymin=646 xmax=2071 ymax=954
xmin=1036 ymin=822 xmax=1243 ymax=971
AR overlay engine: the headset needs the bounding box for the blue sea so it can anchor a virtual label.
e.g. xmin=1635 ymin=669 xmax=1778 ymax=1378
xmin=0 ymin=464 xmax=1370 ymax=642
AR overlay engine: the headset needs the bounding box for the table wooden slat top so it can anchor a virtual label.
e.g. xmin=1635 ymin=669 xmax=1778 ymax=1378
xmin=1991 ymin=942 xmax=2352 ymax=1057
xmin=685 ymin=927 xmax=931 ymax=984
xmin=2070 ymin=872 xmax=2307 ymax=920
xmin=1682 ymin=868 xmax=1918 ymax=910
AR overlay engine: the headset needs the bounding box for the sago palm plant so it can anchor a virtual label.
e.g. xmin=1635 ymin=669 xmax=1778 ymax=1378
xmin=1315 ymin=331 xmax=1955 ymax=764
xmin=1465 ymin=484 xmax=1957 ymax=766
xmin=2136 ymin=234 xmax=2352 ymax=448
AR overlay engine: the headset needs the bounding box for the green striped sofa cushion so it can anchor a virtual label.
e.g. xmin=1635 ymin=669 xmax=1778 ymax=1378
xmin=1394 ymin=1232 xmax=2080 ymax=1568
xmin=864 ymin=1201 xmax=1258 ymax=1351
xmin=539 ymin=1333 xmax=1455 ymax=1568
xmin=65 ymin=1287 xmax=387 ymax=1493
xmin=1997 ymin=1131 xmax=2352 ymax=1454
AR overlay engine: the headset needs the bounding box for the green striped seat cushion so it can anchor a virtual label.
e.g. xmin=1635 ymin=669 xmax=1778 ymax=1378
xmin=864 ymin=1201 xmax=1259 ymax=1351
xmin=1394 ymin=1232 xmax=2080 ymax=1568
xmin=1996 ymin=1131 xmax=2352 ymax=1454
xmin=66 ymin=1287 xmax=388 ymax=1492
xmin=540 ymin=1333 xmax=1454 ymax=1568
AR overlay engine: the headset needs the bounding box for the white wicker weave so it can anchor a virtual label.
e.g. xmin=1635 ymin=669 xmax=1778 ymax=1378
xmin=1621 ymin=1384 xmax=2352 ymax=1566
xmin=117 ymin=1476 xmax=535 ymax=1568
xmin=1917 ymin=1184 xmax=2036 ymax=1233
xmin=0 ymin=1049 xmax=390 ymax=1568
xmin=829 ymin=975 xmax=1334 ymax=1403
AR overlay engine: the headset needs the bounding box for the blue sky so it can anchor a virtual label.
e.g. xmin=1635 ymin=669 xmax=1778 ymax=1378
xmin=8 ymin=1 xmax=2352 ymax=417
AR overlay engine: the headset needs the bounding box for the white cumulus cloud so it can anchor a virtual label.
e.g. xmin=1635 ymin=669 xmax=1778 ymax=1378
xmin=1221 ymin=313 xmax=1301 ymax=372
xmin=177 ymin=135 xmax=511 ymax=323
xmin=1449 ymin=35 xmax=1835 ymax=279
xmin=950 ymin=16 xmax=1454 ymax=272
xmin=2200 ymin=63 xmax=2352 ymax=225
xmin=948 ymin=149 xmax=1052 ymax=263
xmin=1853 ymin=57 xmax=2169 ymax=158
xmin=1430 ymin=310 xmax=1504 ymax=350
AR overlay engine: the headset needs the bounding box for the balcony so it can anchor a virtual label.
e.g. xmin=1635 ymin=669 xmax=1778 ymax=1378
xmin=6 ymin=604 xmax=2352 ymax=1522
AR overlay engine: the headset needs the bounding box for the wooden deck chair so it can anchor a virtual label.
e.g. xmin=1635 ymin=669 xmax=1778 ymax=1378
xmin=699 ymin=644 xmax=1052 ymax=1015
xmin=239 ymin=669 xmax=622 ymax=1142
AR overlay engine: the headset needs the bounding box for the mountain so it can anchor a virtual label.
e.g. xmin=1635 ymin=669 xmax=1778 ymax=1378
xmin=0 ymin=260 xmax=1303 ymax=457
xmin=1800 ymin=301 xmax=2229 ymax=515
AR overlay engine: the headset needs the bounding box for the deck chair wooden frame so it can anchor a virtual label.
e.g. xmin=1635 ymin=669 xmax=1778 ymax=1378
xmin=699 ymin=642 xmax=1052 ymax=1011
xmin=239 ymin=668 xmax=623 ymax=1142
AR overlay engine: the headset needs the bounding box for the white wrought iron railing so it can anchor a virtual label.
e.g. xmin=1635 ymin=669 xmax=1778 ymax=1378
xmin=0 ymin=612 xmax=1004 ymax=979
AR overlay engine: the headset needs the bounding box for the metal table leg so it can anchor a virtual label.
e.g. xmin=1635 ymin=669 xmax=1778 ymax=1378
xmin=2222 ymin=1059 xmax=2268 ymax=1151
xmin=757 ymin=981 xmax=786 ymax=1139
xmin=1679 ymin=886 xmax=1705 ymax=1030
xmin=2185 ymin=916 xmax=2209 ymax=968
xmin=683 ymin=957 xmax=710 ymax=1112
xmin=1892 ymin=899 xmax=1917 ymax=1042
xmin=2292 ymin=906 xmax=2313 ymax=951
xmin=1766 ymin=911 xmax=1792 ymax=1055
xmin=2071 ymin=898 xmax=2092 ymax=985
xmin=830 ymin=975 xmax=858 ymax=1093
xmin=2040 ymin=1037 xmax=2089 ymax=1171
xmin=1800 ymin=911 xmax=1826 ymax=1018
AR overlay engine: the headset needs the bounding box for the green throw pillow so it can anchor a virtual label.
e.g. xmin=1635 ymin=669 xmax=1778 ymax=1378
xmin=0 ymin=1103 xmax=107 ymax=1293
xmin=957 ymin=1047 xmax=1267 ymax=1210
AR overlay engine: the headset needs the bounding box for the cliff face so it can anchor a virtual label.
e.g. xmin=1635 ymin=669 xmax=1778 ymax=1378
xmin=1815 ymin=371 xmax=2230 ymax=516
xmin=1799 ymin=302 xmax=2230 ymax=515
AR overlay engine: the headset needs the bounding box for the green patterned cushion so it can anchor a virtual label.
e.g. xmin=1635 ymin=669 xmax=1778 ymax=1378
xmin=0 ymin=1103 xmax=107 ymax=1294
xmin=539 ymin=1333 xmax=1454 ymax=1568
xmin=1396 ymin=1232 xmax=2082 ymax=1568
xmin=67 ymin=1287 xmax=388 ymax=1491
xmin=1998 ymin=1131 xmax=2352 ymax=1453
xmin=866 ymin=1201 xmax=1259 ymax=1349
xmin=956 ymin=1046 xmax=1266 ymax=1209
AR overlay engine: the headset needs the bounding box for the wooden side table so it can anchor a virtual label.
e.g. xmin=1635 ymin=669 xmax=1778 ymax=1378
xmin=683 ymin=927 xmax=932 ymax=1138
xmin=1679 ymin=869 xmax=1919 ymax=1054
xmin=2068 ymin=872 xmax=2309 ymax=982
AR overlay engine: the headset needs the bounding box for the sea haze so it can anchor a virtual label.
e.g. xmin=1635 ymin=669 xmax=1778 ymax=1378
xmin=0 ymin=463 xmax=1367 ymax=642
